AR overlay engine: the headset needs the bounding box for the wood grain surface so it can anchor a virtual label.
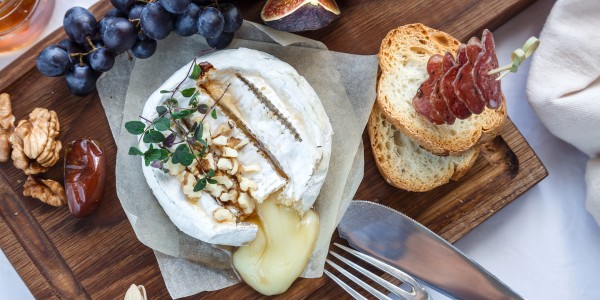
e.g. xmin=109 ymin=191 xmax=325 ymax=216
xmin=0 ymin=0 xmax=543 ymax=299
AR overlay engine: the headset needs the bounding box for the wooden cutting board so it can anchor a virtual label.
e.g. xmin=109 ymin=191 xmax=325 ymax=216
xmin=0 ymin=0 xmax=544 ymax=299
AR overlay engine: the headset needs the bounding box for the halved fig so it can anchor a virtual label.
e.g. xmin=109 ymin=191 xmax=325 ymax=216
xmin=261 ymin=0 xmax=340 ymax=32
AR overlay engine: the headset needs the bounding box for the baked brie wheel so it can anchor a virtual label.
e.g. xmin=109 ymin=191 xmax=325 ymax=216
xmin=140 ymin=48 xmax=332 ymax=247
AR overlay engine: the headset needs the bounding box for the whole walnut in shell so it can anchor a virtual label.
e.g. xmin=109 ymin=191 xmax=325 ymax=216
xmin=10 ymin=108 xmax=62 ymax=174
xmin=23 ymin=176 xmax=67 ymax=207
xmin=0 ymin=93 xmax=15 ymax=162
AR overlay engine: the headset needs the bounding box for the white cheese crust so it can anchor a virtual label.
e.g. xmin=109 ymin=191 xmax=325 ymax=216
xmin=140 ymin=48 xmax=332 ymax=246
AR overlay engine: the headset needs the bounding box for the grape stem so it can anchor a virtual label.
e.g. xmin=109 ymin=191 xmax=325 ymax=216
xmin=85 ymin=36 xmax=96 ymax=50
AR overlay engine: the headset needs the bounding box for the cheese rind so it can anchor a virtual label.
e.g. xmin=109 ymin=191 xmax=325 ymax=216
xmin=140 ymin=48 xmax=332 ymax=246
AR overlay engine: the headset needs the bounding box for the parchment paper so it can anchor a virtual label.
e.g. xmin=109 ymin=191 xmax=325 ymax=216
xmin=97 ymin=21 xmax=377 ymax=298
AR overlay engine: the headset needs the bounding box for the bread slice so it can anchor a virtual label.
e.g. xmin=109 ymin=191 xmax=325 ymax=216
xmin=368 ymin=102 xmax=479 ymax=192
xmin=377 ymin=23 xmax=506 ymax=156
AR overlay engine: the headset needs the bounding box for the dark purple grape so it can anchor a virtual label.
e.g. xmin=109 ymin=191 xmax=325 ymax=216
xmin=221 ymin=4 xmax=242 ymax=33
xmin=63 ymin=7 xmax=98 ymax=44
xmin=128 ymin=4 xmax=144 ymax=20
xmin=101 ymin=17 xmax=137 ymax=53
xmin=36 ymin=45 xmax=72 ymax=77
xmin=88 ymin=47 xmax=115 ymax=72
xmin=193 ymin=0 xmax=213 ymax=5
xmin=206 ymin=31 xmax=233 ymax=49
xmin=65 ymin=64 xmax=98 ymax=96
xmin=159 ymin=0 xmax=190 ymax=14
xmin=110 ymin=0 xmax=135 ymax=13
xmin=197 ymin=7 xmax=224 ymax=38
xmin=140 ymin=2 xmax=173 ymax=40
xmin=131 ymin=34 xmax=157 ymax=59
xmin=98 ymin=17 xmax=115 ymax=39
xmin=174 ymin=3 xmax=200 ymax=37
xmin=57 ymin=39 xmax=83 ymax=64
xmin=105 ymin=8 xmax=128 ymax=18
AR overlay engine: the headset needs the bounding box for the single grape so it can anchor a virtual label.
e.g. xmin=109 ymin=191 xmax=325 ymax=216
xmin=221 ymin=4 xmax=242 ymax=33
xmin=63 ymin=7 xmax=98 ymax=44
xmin=174 ymin=3 xmax=200 ymax=37
xmin=206 ymin=31 xmax=234 ymax=49
xmin=88 ymin=47 xmax=115 ymax=72
xmin=131 ymin=34 xmax=157 ymax=59
xmin=159 ymin=0 xmax=190 ymax=14
xmin=110 ymin=0 xmax=135 ymax=13
xmin=197 ymin=7 xmax=224 ymax=38
xmin=65 ymin=63 xmax=98 ymax=96
xmin=36 ymin=45 xmax=72 ymax=77
xmin=105 ymin=8 xmax=127 ymax=18
xmin=140 ymin=2 xmax=173 ymax=40
xmin=98 ymin=17 xmax=115 ymax=39
xmin=128 ymin=4 xmax=144 ymax=20
xmin=101 ymin=17 xmax=137 ymax=53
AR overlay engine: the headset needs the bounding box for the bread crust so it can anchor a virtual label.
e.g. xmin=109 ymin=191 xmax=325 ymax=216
xmin=376 ymin=23 xmax=506 ymax=156
xmin=368 ymin=102 xmax=479 ymax=192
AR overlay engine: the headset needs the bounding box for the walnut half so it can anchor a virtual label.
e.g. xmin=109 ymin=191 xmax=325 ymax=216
xmin=23 ymin=176 xmax=66 ymax=207
xmin=10 ymin=107 xmax=62 ymax=174
xmin=0 ymin=93 xmax=15 ymax=162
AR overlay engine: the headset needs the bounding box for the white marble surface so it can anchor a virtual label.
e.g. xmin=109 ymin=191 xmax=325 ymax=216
xmin=2 ymin=0 xmax=599 ymax=299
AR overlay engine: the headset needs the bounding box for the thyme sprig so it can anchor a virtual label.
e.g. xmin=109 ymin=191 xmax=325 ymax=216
xmin=125 ymin=59 xmax=225 ymax=191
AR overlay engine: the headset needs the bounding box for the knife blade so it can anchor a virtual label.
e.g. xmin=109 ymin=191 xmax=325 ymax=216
xmin=337 ymin=200 xmax=524 ymax=300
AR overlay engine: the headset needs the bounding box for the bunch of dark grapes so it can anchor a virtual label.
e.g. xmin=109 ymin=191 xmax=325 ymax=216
xmin=36 ymin=0 xmax=243 ymax=97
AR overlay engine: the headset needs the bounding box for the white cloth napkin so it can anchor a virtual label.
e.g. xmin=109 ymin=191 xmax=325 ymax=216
xmin=527 ymin=0 xmax=600 ymax=224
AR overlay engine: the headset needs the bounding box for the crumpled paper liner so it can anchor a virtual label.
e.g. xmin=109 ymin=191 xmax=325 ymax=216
xmin=97 ymin=21 xmax=377 ymax=298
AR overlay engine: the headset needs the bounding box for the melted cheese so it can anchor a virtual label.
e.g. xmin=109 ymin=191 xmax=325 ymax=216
xmin=232 ymin=197 xmax=319 ymax=295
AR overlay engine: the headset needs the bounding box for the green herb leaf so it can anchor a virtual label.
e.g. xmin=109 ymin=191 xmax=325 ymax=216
xmin=125 ymin=121 xmax=146 ymax=135
xmin=198 ymin=144 xmax=207 ymax=158
xmin=207 ymin=178 xmax=217 ymax=185
xmin=197 ymin=104 xmax=209 ymax=114
xmin=181 ymin=88 xmax=196 ymax=97
xmin=156 ymin=106 xmax=168 ymax=116
xmin=160 ymin=90 xmax=171 ymax=94
xmin=198 ymin=138 xmax=208 ymax=147
xmin=193 ymin=178 xmax=207 ymax=192
xmin=144 ymin=148 xmax=163 ymax=166
xmin=171 ymin=144 xmax=195 ymax=166
xmin=154 ymin=117 xmax=171 ymax=131
xmin=211 ymin=109 xmax=217 ymax=119
xmin=128 ymin=147 xmax=144 ymax=156
xmin=194 ymin=122 xmax=204 ymax=141
xmin=207 ymin=168 xmax=215 ymax=177
xmin=172 ymin=110 xmax=192 ymax=120
xmin=189 ymin=64 xmax=202 ymax=80
xmin=159 ymin=149 xmax=170 ymax=161
xmin=143 ymin=130 xmax=166 ymax=143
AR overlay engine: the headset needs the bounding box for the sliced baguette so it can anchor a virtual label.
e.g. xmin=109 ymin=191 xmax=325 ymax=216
xmin=368 ymin=102 xmax=479 ymax=192
xmin=377 ymin=23 xmax=506 ymax=156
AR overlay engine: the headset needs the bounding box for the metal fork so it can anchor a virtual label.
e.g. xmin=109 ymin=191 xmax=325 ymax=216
xmin=325 ymin=243 xmax=430 ymax=300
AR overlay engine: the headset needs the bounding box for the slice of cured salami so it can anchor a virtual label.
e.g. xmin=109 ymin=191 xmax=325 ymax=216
xmin=453 ymin=38 xmax=485 ymax=114
xmin=412 ymin=54 xmax=446 ymax=124
xmin=411 ymin=30 xmax=504 ymax=125
xmin=441 ymin=45 xmax=472 ymax=120
xmin=429 ymin=52 xmax=457 ymax=125
xmin=474 ymin=29 xmax=502 ymax=109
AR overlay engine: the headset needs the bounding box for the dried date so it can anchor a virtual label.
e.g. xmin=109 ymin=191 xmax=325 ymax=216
xmin=64 ymin=139 xmax=105 ymax=217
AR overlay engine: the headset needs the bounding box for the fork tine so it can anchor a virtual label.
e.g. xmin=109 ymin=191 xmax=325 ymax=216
xmin=326 ymin=259 xmax=392 ymax=300
xmin=330 ymin=250 xmax=413 ymax=300
xmin=334 ymin=243 xmax=427 ymax=297
xmin=324 ymin=269 xmax=368 ymax=300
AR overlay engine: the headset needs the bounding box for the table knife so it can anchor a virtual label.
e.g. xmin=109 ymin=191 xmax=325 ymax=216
xmin=337 ymin=200 xmax=524 ymax=300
